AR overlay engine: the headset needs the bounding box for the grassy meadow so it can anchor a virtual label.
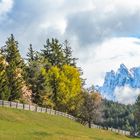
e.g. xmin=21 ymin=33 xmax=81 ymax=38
xmin=0 ymin=107 xmax=139 ymax=140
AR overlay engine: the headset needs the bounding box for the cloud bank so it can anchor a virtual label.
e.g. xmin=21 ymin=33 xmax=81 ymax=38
xmin=114 ymin=86 xmax=140 ymax=104
xmin=0 ymin=0 xmax=13 ymax=17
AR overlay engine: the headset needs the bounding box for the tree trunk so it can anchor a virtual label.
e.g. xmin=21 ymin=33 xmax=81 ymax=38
xmin=88 ymin=121 xmax=91 ymax=128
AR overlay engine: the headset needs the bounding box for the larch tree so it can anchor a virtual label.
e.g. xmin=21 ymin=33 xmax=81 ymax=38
xmin=46 ymin=65 xmax=82 ymax=112
xmin=58 ymin=65 xmax=82 ymax=112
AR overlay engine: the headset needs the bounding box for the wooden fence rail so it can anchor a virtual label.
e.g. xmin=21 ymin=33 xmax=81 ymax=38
xmin=91 ymin=124 xmax=130 ymax=136
xmin=0 ymin=100 xmax=76 ymax=121
xmin=0 ymin=100 xmax=130 ymax=136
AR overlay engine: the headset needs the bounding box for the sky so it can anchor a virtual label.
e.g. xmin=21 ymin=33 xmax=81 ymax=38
xmin=1 ymin=0 xmax=140 ymax=103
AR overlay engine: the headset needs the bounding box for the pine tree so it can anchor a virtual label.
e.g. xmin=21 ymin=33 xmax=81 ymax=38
xmin=63 ymin=40 xmax=77 ymax=66
xmin=26 ymin=47 xmax=52 ymax=106
xmin=26 ymin=44 xmax=38 ymax=62
xmin=3 ymin=34 xmax=31 ymax=102
xmin=41 ymin=38 xmax=65 ymax=67
xmin=34 ymin=68 xmax=53 ymax=107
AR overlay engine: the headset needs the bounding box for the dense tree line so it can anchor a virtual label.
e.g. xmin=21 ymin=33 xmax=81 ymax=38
xmin=0 ymin=35 xmax=84 ymax=114
xmin=0 ymin=34 xmax=140 ymax=136
xmin=102 ymin=100 xmax=136 ymax=132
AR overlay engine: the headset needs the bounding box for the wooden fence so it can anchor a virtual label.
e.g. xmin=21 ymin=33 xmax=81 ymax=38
xmin=91 ymin=124 xmax=130 ymax=136
xmin=0 ymin=100 xmax=76 ymax=121
xmin=0 ymin=100 xmax=130 ymax=136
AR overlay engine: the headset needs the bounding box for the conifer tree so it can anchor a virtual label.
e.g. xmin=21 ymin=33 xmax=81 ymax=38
xmin=41 ymin=38 xmax=65 ymax=67
xmin=26 ymin=47 xmax=52 ymax=106
xmin=26 ymin=44 xmax=38 ymax=62
xmin=3 ymin=34 xmax=31 ymax=102
xmin=34 ymin=68 xmax=53 ymax=107
xmin=63 ymin=40 xmax=77 ymax=66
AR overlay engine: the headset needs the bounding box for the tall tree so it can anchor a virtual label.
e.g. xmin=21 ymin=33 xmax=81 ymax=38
xmin=47 ymin=66 xmax=60 ymax=106
xmin=26 ymin=47 xmax=52 ymax=106
xmin=41 ymin=38 xmax=65 ymax=67
xmin=63 ymin=40 xmax=77 ymax=66
xmin=58 ymin=65 xmax=82 ymax=112
xmin=26 ymin=44 xmax=38 ymax=62
xmin=3 ymin=34 xmax=31 ymax=102
xmin=46 ymin=65 xmax=82 ymax=112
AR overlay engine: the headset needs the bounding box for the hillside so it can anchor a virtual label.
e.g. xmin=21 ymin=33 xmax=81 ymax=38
xmin=0 ymin=107 xmax=139 ymax=140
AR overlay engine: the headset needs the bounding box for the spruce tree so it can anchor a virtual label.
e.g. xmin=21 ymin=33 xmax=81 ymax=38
xmin=41 ymin=38 xmax=65 ymax=67
xmin=63 ymin=40 xmax=77 ymax=66
xmin=26 ymin=44 xmax=38 ymax=62
xmin=3 ymin=34 xmax=31 ymax=102
xmin=26 ymin=47 xmax=52 ymax=106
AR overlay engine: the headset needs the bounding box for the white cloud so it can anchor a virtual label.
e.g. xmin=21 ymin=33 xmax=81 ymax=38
xmin=78 ymin=37 xmax=140 ymax=86
xmin=0 ymin=0 xmax=13 ymax=19
xmin=114 ymin=86 xmax=140 ymax=104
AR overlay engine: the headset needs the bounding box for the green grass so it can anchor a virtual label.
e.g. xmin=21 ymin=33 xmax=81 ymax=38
xmin=0 ymin=107 xmax=139 ymax=140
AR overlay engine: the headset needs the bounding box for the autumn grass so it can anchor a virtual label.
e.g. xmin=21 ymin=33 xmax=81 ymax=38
xmin=0 ymin=107 xmax=139 ymax=140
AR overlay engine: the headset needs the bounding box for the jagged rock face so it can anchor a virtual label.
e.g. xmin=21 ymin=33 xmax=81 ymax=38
xmin=96 ymin=64 xmax=140 ymax=100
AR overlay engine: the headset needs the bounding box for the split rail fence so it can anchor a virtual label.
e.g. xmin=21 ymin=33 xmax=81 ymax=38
xmin=0 ymin=100 xmax=130 ymax=136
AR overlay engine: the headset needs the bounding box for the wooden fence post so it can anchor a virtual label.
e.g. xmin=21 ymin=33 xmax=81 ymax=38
xmin=35 ymin=105 xmax=37 ymax=112
xmin=2 ymin=100 xmax=4 ymax=106
xmin=23 ymin=103 xmax=25 ymax=110
xmin=29 ymin=104 xmax=30 ymax=111
xmin=16 ymin=102 xmax=18 ymax=108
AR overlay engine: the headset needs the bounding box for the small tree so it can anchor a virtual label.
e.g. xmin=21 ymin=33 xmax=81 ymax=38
xmin=78 ymin=90 xmax=103 ymax=128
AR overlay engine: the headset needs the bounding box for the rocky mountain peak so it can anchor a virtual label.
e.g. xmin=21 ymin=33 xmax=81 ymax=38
xmin=96 ymin=64 xmax=140 ymax=101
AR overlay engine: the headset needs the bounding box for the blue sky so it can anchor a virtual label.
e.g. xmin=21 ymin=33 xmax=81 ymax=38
xmin=1 ymin=0 xmax=140 ymax=89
